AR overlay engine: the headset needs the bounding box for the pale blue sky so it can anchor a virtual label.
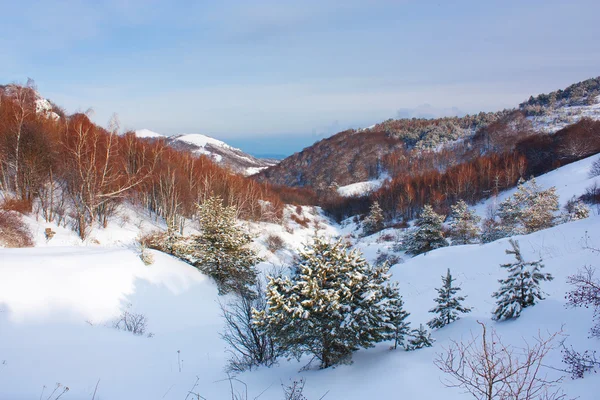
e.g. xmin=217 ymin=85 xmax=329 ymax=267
xmin=2 ymin=0 xmax=599 ymax=155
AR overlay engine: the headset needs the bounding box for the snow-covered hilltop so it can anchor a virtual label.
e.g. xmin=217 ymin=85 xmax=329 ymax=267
xmin=135 ymin=129 xmax=277 ymax=175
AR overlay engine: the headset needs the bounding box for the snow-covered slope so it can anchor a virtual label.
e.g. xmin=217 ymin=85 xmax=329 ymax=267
xmin=1 ymin=156 xmax=599 ymax=399
xmin=337 ymin=174 xmax=389 ymax=197
xmin=529 ymin=95 xmax=600 ymax=133
xmin=134 ymin=129 xmax=277 ymax=175
xmin=134 ymin=128 xmax=165 ymax=139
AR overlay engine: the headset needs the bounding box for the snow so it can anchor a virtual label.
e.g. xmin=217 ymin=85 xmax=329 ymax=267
xmin=473 ymin=153 xmax=600 ymax=217
xmin=245 ymin=166 xmax=269 ymax=176
xmin=134 ymin=128 xmax=165 ymax=139
xmin=176 ymin=133 xmax=234 ymax=150
xmin=529 ymin=96 xmax=600 ymax=133
xmin=0 ymin=158 xmax=599 ymax=398
xmin=337 ymin=174 xmax=389 ymax=197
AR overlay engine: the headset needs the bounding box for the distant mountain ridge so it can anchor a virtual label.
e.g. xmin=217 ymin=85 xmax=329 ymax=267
xmin=134 ymin=129 xmax=277 ymax=175
xmin=256 ymin=76 xmax=600 ymax=192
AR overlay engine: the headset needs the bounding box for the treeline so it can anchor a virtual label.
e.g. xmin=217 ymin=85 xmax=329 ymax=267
xmin=520 ymin=76 xmax=600 ymax=115
xmin=322 ymin=117 xmax=600 ymax=221
xmin=373 ymin=110 xmax=509 ymax=150
xmin=0 ymin=83 xmax=288 ymax=239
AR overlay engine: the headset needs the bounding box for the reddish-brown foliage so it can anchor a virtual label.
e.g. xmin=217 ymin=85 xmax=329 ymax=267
xmin=0 ymin=210 xmax=33 ymax=247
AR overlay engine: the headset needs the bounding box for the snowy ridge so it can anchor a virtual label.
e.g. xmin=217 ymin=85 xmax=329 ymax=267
xmin=134 ymin=128 xmax=165 ymax=139
xmin=134 ymin=129 xmax=278 ymax=175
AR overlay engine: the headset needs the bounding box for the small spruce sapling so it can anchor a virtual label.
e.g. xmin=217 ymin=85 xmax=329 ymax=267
xmin=492 ymin=239 xmax=553 ymax=321
xmin=406 ymin=205 xmax=448 ymax=255
xmin=427 ymin=269 xmax=472 ymax=329
xmin=406 ymin=324 xmax=434 ymax=350
xmin=448 ymin=200 xmax=481 ymax=245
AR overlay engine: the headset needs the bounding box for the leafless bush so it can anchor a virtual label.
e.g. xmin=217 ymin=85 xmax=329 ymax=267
xmin=220 ymin=282 xmax=280 ymax=372
xmin=0 ymin=210 xmax=33 ymax=247
xmin=113 ymin=305 xmax=151 ymax=337
xmin=561 ymin=343 xmax=600 ymax=379
xmin=282 ymin=378 xmax=307 ymax=400
xmin=580 ymin=182 xmax=600 ymax=205
xmin=376 ymin=233 xmax=395 ymax=243
xmin=566 ymin=265 xmax=600 ymax=338
xmin=435 ymin=322 xmax=567 ymax=400
xmin=265 ymin=234 xmax=285 ymax=253
xmin=589 ymin=158 xmax=600 ymax=178
xmin=375 ymin=250 xmax=402 ymax=267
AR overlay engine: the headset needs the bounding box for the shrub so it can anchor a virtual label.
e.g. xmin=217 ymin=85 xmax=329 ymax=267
xmin=589 ymin=157 xmax=600 ymax=178
xmin=290 ymin=214 xmax=310 ymax=228
xmin=0 ymin=211 xmax=33 ymax=247
xmin=0 ymin=198 xmax=32 ymax=214
xmin=265 ymin=234 xmax=285 ymax=253
xmin=113 ymin=305 xmax=152 ymax=337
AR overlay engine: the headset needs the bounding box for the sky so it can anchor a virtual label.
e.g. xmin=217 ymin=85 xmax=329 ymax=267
xmin=1 ymin=0 xmax=599 ymax=156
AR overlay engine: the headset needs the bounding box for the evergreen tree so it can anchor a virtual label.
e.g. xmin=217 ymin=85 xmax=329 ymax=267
xmin=481 ymin=217 xmax=507 ymax=244
xmin=384 ymin=283 xmax=411 ymax=350
xmin=497 ymin=196 xmax=523 ymax=237
xmin=448 ymin=200 xmax=481 ymax=245
xmin=427 ymin=269 xmax=472 ymax=329
xmin=563 ymin=196 xmax=590 ymax=222
xmin=173 ymin=196 xmax=262 ymax=296
xmin=254 ymin=237 xmax=406 ymax=368
xmin=406 ymin=324 xmax=434 ymax=350
xmin=406 ymin=205 xmax=448 ymax=255
xmin=362 ymin=201 xmax=385 ymax=236
xmin=514 ymin=178 xmax=559 ymax=233
xmin=497 ymin=178 xmax=560 ymax=235
xmin=492 ymin=239 xmax=553 ymax=321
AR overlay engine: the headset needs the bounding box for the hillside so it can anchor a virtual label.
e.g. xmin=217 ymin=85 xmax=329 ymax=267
xmin=135 ymin=129 xmax=277 ymax=176
xmin=257 ymin=77 xmax=600 ymax=192
xmin=0 ymin=156 xmax=599 ymax=399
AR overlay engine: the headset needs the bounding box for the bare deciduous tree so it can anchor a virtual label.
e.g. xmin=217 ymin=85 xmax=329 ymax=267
xmin=435 ymin=322 xmax=567 ymax=400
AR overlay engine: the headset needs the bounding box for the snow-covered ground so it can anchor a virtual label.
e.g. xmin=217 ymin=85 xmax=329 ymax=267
xmin=337 ymin=174 xmax=389 ymax=197
xmin=0 ymin=156 xmax=599 ymax=399
xmin=529 ymin=96 xmax=600 ymax=133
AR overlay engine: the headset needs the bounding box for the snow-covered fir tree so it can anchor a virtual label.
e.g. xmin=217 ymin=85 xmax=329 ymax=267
xmin=496 ymin=178 xmax=560 ymax=236
xmin=448 ymin=200 xmax=481 ymax=245
xmin=362 ymin=201 xmax=385 ymax=236
xmin=497 ymin=196 xmax=523 ymax=237
xmin=406 ymin=324 xmax=434 ymax=350
xmin=513 ymin=178 xmax=559 ymax=233
xmin=563 ymin=196 xmax=590 ymax=222
xmin=492 ymin=239 xmax=554 ymax=321
xmin=384 ymin=283 xmax=411 ymax=350
xmin=427 ymin=268 xmax=472 ymax=329
xmin=481 ymin=217 xmax=507 ymax=244
xmin=406 ymin=205 xmax=448 ymax=255
xmin=254 ymin=237 xmax=408 ymax=368
xmin=173 ymin=196 xmax=262 ymax=296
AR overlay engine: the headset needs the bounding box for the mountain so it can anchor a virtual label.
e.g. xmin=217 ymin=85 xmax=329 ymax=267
xmin=134 ymin=129 xmax=278 ymax=175
xmin=256 ymin=76 xmax=600 ymax=193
